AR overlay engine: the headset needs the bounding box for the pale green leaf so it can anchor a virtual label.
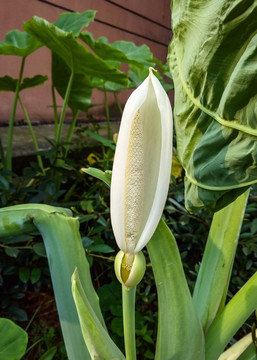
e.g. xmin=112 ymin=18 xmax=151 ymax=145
xmin=218 ymin=332 xmax=257 ymax=360
xmin=193 ymin=190 xmax=249 ymax=332
xmin=0 ymin=204 xmax=106 ymax=360
xmin=72 ymin=268 xmax=126 ymax=360
xmin=205 ymin=272 xmax=257 ymax=360
xmin=147 ymin=219 xmax=205 ymax=360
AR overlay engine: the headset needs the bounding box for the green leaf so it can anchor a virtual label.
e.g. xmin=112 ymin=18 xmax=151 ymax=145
xmin=30 ymin=267 xmax=42 ymax=284
xmin=168 ymin=0 xmax=257 ymax=212
xmin=38 ymin=346 xmax=57 ymax=360
xmin=72 ymin=268 xmax=126 ymax=360
xmin=85 ymin=129 xmax=116 ymax=149
xmin=0 ymin=175 xmax=10 ymax=190
xmin=205 ymin=271 xmax=257 ymax=360
xmin=20 ymin=75 xmax=48 ymax=90
xmin=238 ymin=344 xmax=257 ymax=360
xmin=0 ymin=75 xmax=48 ymax=92
xmin=52 ymin=53 xmax=93 ymax=112
xmin=0 ymin=204 xmax=106 ymax=360
xmin=0 ymin=318 xmax=28 ymax=360
xmin=81 ymin=167 xmax=112 ymax=187
xmin=54 ymin=11 xmax=96 ymax=36
xmin=147 ymin=219 xmax=205 ymax=360
xmin=80 ymin=31 xmax=154 ymax=67
xmin=193 ymin=189 xmax=249 ymax=332
xmin=33 ymin=242 xmax=47 ymax=257
xmin=0 ymin=30 xmax=41 ymax=57
xmin=19 ymin=267 xmax=30 ymax=283
xmin=4 ymin=247 xmax=19 ymax=258
xmin=0 ymin=76 xmax=17 ymax=92
xmin=23 ymin=17 xmax=128 ymax=85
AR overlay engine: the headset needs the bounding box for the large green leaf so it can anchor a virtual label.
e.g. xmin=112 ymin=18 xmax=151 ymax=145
xmin=23 ymin=17 xmax=128 ymax=85
xmin=72 ymin=269 xmax=125 ymax=360
xmin=0 ymin=30 xmax=41 ymax=57
xmin=0 ymin=204 xmax=107 ymax=360
xmin=52 ymin=53 xmax=93 ymax=112
xmin=147 ymin=219 xmax=205 ymax=360
xmin=0 ymin=318 xmax=28 ymax=360
xmin=193 ymin=189 xmax=249 ymax=332
xmin=168 ymin=0 xmax=257 ymax=212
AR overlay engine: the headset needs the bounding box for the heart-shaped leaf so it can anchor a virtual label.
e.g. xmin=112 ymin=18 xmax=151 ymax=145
xmin=0 ymin=30 xmax=41 ymax=57
xmin=168 ymin=0 xmax=257 ymax=212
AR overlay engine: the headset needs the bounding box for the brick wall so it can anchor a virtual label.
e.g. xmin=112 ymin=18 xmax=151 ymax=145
xmin=0 ymin=0 xmax=172 ymax=124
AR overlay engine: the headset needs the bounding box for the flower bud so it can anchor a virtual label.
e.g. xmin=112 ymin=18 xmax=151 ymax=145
xmin=111 ymin=68 xmax=173 ymax=255
xmin=114 ymin=250 xmax=146 ymax=288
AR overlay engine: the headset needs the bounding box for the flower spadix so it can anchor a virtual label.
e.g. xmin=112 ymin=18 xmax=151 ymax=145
xmin=111 ymin=68 xmax=173 ymax=286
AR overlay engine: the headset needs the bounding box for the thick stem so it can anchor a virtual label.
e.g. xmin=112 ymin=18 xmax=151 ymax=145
xmin=114 ymin=92 xmax=123 ymax=115
xmin=5 ymin=56 xmax=26 ymax=172
xmin=55 ymin=70 xmax=74 ymax=145
xmin=18 ymin=96 xmax=45 ymax=175
xmin=122 ymin=285 xmax=137 ymax=360
xmin=104 ymin=86 xmax=111 ymax=140
xmin=64 ymin=109 xmax=79 ymax=158
xmin=51 ymin=82 xmax=59 ymax=136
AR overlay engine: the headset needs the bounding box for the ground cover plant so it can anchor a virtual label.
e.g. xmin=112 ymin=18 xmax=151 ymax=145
xmin=1 ymin=1 xmax=257 ymax=359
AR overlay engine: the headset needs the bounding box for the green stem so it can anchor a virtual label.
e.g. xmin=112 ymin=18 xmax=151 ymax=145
xmin=5 ymin=56 xmax=26 ymax=172
xmin=51 ymin=82 xmax=59 ymax=136
xmin=0 ymin=137 xmax=5 ymax=164
xmin=18 ymin=96 xmax=45 ymax=175
xmin=114 ymin=92 xmax=123 ymax=115
xmin=104 ymin=85 xmax=111 ymax=140
xmin=64 ymin=109 xmax=79 ymax=158
xmin=55 ymin=70 xmax=74 ymax=145
xmin=122 ymin=285 xmax=137 ymax=360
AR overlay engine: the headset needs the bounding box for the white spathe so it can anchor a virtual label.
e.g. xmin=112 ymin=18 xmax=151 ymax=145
xmin=111 ymin=69 xmax=173 ymax=254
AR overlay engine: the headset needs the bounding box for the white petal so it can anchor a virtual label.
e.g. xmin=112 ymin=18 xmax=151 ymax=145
xmin=134 ymin=72 xmax=173 ymax=252
xmin=111 ymin=70 xmax=173 ymax=254
xmin=110 ymin=76 xmax=150 ymax=252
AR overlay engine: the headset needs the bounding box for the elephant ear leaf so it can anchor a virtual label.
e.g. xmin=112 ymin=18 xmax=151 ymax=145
xmin=168 ymin=0 xmax=257 ymax=212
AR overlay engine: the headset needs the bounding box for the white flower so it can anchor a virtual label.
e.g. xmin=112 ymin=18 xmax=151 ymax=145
xmin=110 ymin=68 xmax=173 ymax=257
